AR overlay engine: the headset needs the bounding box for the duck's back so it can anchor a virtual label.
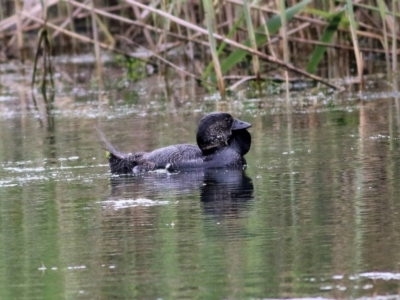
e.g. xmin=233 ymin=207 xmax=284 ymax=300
xmin=144 ymin=129 xmax=251 ymax=171
xmin=143 ymin=144 xmax=203 ymax=169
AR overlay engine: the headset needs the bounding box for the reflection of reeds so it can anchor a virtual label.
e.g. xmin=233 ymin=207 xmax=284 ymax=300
xmin=0 ymin=0 xmax=399 ymax=94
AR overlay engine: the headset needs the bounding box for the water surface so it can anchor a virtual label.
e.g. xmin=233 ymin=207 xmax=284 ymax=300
xmin=1 ymin=71 xmax=400 ymax=299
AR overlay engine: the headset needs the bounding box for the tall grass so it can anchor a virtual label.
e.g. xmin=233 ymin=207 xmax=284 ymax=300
xmin=346 ymin=0 xmax=364 ymax=90
xmin=91 ymin=0 xmax=103 ymax=87
xmin=0 ymin=0 xmax=399 ymax=95
xmin=243 ymin=0 xmax=260 ymax=80
xmin=203 ymin=0 xmax=225 ymax=97
xmin=13 ymin=0 xmax=24 ymax=62
xmin=391 ymin=0 xmax=398 ymax=74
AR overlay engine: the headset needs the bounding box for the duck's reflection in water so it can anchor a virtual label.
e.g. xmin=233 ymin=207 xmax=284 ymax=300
xmin=200 ymin=169 xmax=254 ymax=218
xmin=105 ymin=168 xmax=254 ymax=217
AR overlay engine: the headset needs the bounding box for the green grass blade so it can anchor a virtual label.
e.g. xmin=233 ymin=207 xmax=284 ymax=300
xmin=346 ymin=0 xmax=363 ymax=87
xmin=334 ymin=0 xmax=400 ymax=18
xmin=220 ymin=0 xmax=311 ymax=74
xmin=202 ymin=0 xmax=225 ymax=96
xmin=377 ymin=0 xmax=390 ymax=73
xmin=306 ymin=10 xmax=344 ymax=74
xmin=243 ymin=0 xmax=260 ymax=76
xmin=391 ymin=0 xmax=397 ymax=73
xmin=303 ymin=7 xmax=334 ymax=19
xmin=203 ymin=14 xmax=245 ymax=80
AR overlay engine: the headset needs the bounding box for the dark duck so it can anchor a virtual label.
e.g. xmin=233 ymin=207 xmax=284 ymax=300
xmin=98 ymin=112 xmax=252 ymax=174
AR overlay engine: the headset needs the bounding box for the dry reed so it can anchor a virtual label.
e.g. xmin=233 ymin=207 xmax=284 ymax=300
xmin=0 ymin=0 xmax=399 ymax=95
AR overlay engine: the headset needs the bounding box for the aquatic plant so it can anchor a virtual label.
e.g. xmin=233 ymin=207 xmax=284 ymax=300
xmin=0 ymin=0 xmax=398 ymax=94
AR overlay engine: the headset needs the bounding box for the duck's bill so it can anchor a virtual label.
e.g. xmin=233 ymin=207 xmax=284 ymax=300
xmin=232 ymin=118 xmax=251 ymax=130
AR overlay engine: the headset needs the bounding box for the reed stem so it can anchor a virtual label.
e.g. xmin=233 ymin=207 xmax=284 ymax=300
xmin=243 ymin=0 xmax=260 ymax=78
xmin=203 ymin=0 xmax=225 ymax=97
xmin=13 ymin=0 xmax=24 ymax=62
xmin=377 ymin=0 xmax=390 ymax=75
xmin=392 ymin=0 xmax=398 ymax=74
xmin=346 ymin=0 xmax=364 ymax=89
xmin=90 ymin=0 xmax=103 ymax=87
xmin=279 ymin=0 xmax=290 ymax=99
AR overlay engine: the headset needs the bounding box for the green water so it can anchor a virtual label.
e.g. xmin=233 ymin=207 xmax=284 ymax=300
xmin=1 ymin=72 xmax=400 ymax=299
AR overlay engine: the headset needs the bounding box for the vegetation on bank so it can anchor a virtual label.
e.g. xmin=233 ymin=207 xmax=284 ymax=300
xmin=0 ymin=0 xmax=399 ymax=96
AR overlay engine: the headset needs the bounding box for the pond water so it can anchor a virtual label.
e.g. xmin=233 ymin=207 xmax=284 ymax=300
xmin=1 ymin=65 xmax=400 ymax=299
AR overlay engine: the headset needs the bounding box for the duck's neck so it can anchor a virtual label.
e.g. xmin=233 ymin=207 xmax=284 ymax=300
xmin=201 ymin=146 xmax=223 ymax=156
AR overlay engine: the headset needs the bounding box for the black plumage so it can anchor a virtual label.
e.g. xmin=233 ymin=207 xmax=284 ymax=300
xmin=98 ymin=112 xmax=252 ymax=174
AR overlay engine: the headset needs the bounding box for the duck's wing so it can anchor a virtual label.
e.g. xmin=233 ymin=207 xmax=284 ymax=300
xmin=144 ymin=144 xmax=203 ymax=169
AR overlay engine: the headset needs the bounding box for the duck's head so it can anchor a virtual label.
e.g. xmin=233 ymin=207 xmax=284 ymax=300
xmin=196 ymin=112 xmax=251 ymax=154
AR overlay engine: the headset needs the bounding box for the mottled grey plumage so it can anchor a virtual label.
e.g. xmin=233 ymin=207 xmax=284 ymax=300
xmin=98 ymin=112 xmax=252 ymax=174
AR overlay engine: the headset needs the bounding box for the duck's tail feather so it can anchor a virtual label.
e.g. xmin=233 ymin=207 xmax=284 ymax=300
xmin=96 ymin=127 xmax=127 ymax=159
xmin=96 ymin=127 xmax=141 ymax=174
